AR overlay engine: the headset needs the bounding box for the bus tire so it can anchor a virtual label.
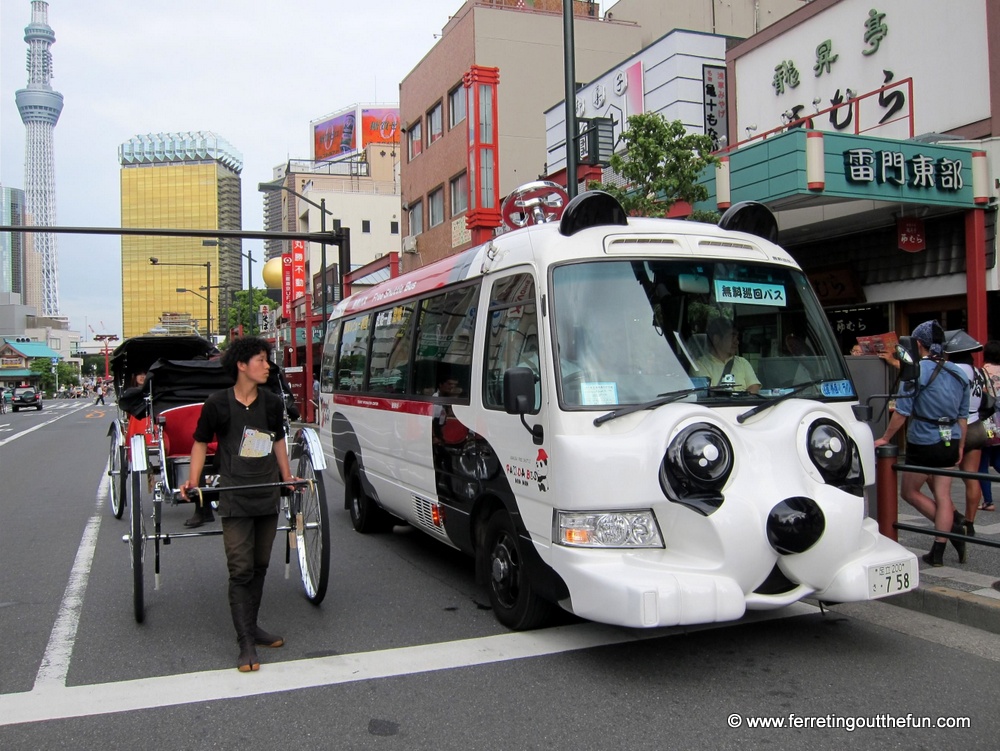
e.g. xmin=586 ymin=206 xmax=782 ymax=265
xmin=483 ymin=510 xmax=554 ymax=630
xmin=346 ymin=463 xmax=392 ymax=533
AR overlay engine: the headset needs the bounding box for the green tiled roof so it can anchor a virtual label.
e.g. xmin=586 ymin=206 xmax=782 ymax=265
xmin=2 ymin=339 xmax=61 ymax=359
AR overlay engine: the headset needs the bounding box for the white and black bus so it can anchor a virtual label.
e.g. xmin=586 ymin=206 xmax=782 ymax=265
xmin=317 ymin=184 xmax=917 ymax=630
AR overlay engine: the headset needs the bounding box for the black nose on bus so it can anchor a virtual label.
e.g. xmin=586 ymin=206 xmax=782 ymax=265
xmin=766 ymin=497 xmax=825 ymax=555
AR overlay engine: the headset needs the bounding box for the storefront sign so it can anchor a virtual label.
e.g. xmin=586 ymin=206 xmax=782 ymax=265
xmin=845 ymin=148 xmax=964 ymax=194
xmin=703 ymin=65 xmax=728 ymax=150
xmin=291 ymin=240 xmax=307 ymax=302
xmin=897 ymin=217 xmax=926 ymax=252
xmin=282 ymin=253 xmax=293 ymax=318
xmin=807 ymin=267 xmax=866 ymax=305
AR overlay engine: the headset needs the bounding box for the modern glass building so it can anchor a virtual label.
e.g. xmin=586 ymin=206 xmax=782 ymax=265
xmin=119 ymin=132 xmax=243 ymax=338
xmin=1 ymin=186 xmax=26 ymax=296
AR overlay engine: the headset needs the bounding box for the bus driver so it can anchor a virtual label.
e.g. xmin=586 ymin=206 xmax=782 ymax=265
xmin=695 ymin=316 xmax=761 ymax=394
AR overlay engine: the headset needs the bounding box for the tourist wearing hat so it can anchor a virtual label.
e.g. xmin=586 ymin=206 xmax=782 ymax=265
xmin=874 ymin=320 xmax=970 ymax=567
xmin=944 ymin=329 xmax=988 ymax=538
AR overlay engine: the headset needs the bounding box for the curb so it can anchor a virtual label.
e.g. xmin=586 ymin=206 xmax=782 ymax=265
xmin=883 ymin=584 xmax=1000 ymax=635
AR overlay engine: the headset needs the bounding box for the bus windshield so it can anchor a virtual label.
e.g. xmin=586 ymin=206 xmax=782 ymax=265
xmin=550 ymin=259 xmax=853 ymax=408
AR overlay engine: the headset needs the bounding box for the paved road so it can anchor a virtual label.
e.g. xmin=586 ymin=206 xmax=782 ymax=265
xmin=1 ymin=404 xmax=999 ymax=749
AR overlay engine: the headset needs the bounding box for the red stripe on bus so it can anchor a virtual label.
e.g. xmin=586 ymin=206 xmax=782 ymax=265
xmin=334 ymin=393 xmax=437 ymax=416
xmin=340 ymin=246 xmax=480 ymax=315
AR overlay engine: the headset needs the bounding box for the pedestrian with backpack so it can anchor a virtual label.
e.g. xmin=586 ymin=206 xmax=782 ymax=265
xmin=874 ymin=321 xmax=970 ymax=567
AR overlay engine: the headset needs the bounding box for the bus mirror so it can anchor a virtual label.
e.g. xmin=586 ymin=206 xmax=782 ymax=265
xmin=503 ymin=367 xmax=536 ymax=415
xmin=895 ymin=337 xmax=919 ymax=381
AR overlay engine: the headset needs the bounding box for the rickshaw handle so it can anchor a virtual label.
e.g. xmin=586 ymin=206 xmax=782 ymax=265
xmin=176 ymin=479 xmax=314 ymax=504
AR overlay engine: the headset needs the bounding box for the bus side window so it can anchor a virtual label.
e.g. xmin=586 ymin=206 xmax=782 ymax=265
xmin=413 ymin=284 xmax=479 ymax=401
xmin=485 ymin=273 xmax=539 ymax=411
xmin=369 ymin=303 xmax=415 ymax=394
xmin=336 ymin=315 xmax=371 ymax=391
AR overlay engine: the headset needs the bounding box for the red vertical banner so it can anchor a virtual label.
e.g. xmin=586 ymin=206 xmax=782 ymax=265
xmin=282 ymin=253 xmax=294 ymax=317
xmin=292 ymin=240 xmax=307 ymax=301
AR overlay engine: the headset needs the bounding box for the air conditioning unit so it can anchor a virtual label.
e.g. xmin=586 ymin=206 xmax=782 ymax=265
xmin=402 ymin=235 xmax=418 ymax=253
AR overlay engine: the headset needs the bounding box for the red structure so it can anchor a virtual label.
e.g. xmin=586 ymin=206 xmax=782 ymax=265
xmin=464 ymin=66 xmax=502 ymax=245
xmin=94 ymin=334 xmax=120 ymax=379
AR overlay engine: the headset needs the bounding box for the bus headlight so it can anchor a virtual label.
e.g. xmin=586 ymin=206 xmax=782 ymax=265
xmin=807 ymin=419 xmax=864 ymax=496
xmin=660 ymin=423 xmax=733 ymax=515
xmin=555 ymin=510 xmax=663 ymax=548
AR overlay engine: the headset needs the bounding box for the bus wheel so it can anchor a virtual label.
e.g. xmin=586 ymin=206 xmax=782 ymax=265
xmin=346 ymin=463 xmax=391 ymax=533
xmin=483 ymin=510 xmax=553 ymax=630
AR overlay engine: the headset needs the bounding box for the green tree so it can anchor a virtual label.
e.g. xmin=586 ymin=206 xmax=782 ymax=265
xmin=29 ymin=359 xmax=80 ymax=395
xmin=588 ymin=113 xmax=720 ymax=222
xmin=226 ymin=289 xmax=278 ymax=336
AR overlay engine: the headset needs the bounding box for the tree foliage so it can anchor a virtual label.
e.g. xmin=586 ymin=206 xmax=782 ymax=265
xmin=29 ymin=358 xmax=79 ymax=394
xmin=588 ymin=113 xmax=719 ymax=221
xmin=226 ymin=289 xmax=278 ymax=335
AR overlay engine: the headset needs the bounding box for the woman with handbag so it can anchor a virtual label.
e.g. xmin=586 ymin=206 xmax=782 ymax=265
xmin=977 ymin=339 xmax=1000 ymax=513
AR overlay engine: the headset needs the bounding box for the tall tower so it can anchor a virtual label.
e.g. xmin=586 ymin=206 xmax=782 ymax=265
xmin=15 ymin=0 xmax=64 ymax=316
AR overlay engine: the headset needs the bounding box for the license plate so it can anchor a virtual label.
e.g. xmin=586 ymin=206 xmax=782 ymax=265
xmin=866 ymin=558 xmax=917 ymax=597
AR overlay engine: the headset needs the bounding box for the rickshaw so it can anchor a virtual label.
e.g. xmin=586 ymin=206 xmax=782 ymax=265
xmin=120 ymin=354 xmax=330 ymax=623
xmin=107 ymin=335 xmax=218 ymax=519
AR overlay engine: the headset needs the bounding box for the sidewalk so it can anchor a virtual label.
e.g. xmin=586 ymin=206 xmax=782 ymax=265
xmin=878 ymin=476 xmax=1000 ymax=634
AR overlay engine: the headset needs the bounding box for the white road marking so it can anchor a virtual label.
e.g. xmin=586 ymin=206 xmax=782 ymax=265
xmin=0 ymin=602 xmax=816 ymax=726
xmin=33 ymin=468 xmax=108 ymax=688
xmin=0 ymin=402 xmax=93 ymax=447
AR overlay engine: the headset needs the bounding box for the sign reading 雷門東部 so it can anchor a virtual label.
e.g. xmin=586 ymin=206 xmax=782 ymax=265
xmin=701 ymin=129 xmax=981 ymax=211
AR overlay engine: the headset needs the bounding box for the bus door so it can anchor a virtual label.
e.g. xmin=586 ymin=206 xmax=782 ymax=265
xmin=476 ymin=271 xmax=549 ymax=511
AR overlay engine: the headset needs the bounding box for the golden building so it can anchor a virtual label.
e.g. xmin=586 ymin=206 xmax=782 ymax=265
xmin=119 ymin=132 xmax=243 ymax=339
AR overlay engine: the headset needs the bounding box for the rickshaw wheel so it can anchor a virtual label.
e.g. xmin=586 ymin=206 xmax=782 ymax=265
xmin=294 ymin=451 xmax=329 ymax=604
xmin=109 ymin=432 xmax=126 ymax=519
xmin=129 ymin=468 xmax=145 ymax=623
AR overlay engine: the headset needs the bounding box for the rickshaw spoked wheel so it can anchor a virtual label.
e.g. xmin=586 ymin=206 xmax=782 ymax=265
xmin=108 ymin=432 xmax=126 ymax=519
xmin=293 ymin=450 xmax=329 ymax=605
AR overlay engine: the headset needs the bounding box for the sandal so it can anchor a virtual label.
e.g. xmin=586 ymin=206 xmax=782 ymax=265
xmin=979 ymin=502 xmax=996 ymax=512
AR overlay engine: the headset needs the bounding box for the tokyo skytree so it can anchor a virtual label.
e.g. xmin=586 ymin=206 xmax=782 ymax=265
xmin=15 ymin=0 xmax=63 ymax=316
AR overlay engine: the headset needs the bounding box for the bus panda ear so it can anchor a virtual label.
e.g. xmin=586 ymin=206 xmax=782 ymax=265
xmin=558 ymin=191 xmax=627 ymax=237
xmin=718 ymin=201 xmax=778 ymax=243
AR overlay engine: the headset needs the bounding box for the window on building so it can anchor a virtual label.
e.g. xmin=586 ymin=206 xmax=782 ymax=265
xmin=448 ymin=85 xmax=467 ymax=129
xmin=428 ymin=187 xmax=444 ymax=228
xmin=362 ymin=220 xmax=371 ymax=233
xmin=409 ymin=200 xmax=424 ymax=235
xmin=427 ymin=102 xmax=443 ymax=145
xmin=390 ymin=220 xmax=399 ymax=235
xmin=408 ymin=121 xmax=423 ymax=160
xmin=450 ymin=172 xmax=468 ymax=216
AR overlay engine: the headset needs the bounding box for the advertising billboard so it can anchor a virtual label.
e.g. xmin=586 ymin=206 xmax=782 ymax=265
xmin=314 ymin=110 xmax=357 ymax=161
xmin=360 ymin=107 xmax=400 ymax=147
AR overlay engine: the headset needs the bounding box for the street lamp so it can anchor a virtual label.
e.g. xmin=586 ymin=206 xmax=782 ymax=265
xmin=257 ymin=180 xmax=333 ymax=342
xmin=203 ymin=239 xmax=257 ymax=335
xmin=176 ymin=287 xmax=214 ymax=335
xmin=150 ymin=257 xmax=212 ymax=339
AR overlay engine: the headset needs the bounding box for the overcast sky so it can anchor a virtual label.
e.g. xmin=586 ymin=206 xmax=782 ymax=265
xmin=0 ymin=0 xmax=467 ymax=340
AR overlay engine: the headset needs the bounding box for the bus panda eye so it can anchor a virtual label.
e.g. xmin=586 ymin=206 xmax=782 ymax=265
xmin=806 ymin=420 xmax=863 ymax=494
xmin=660 ymin=423 xmax=733 ymax=515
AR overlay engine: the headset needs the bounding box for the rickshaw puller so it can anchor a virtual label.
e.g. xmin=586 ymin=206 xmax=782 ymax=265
xmin=180 ymin=337 xmax=298 ymax=672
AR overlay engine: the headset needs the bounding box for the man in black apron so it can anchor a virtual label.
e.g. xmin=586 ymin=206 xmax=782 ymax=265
xmin=181 ymin=337 xmax=297 ymax=672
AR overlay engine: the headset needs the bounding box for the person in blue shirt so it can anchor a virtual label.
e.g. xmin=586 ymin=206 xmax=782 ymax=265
xmin=875 ymin=320 xmax=969 ymax=567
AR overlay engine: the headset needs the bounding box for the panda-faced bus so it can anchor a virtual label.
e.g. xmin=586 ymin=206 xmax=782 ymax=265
xmin=317 ymin=185 xmax=917 ymax=630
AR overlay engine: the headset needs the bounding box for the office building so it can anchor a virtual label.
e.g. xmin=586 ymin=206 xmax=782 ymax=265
xmin=119 ymin=132 xmax=243 ymax=339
